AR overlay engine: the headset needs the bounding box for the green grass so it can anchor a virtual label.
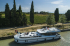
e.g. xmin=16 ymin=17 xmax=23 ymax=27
xmin=26 ymin=15 xmax=47 ymax=24
xmin=3 ymin=14 xmax=65 ymax=24
xmin=1 ymin=14 xmax=48 ymax=24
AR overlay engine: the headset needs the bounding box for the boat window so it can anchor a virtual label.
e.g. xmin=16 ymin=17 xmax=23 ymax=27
xmin=31 ymin=32 xmax=35 ymax=34
xmin=41 ymin=33 xmax=57 ymax=36
xmin=20 ymin=36 xmax=41 ymax=38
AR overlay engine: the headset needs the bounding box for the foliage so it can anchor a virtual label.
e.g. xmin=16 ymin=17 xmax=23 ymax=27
xmin=12 ymin=0 xmax=17 ymax=26
xmin=59 ymin=15 xmax=67 ymax=23
xmin=0 ymin=13 xmax=2 ymax=18
xmin=30 ymin=1 xmax=34 ymax=25
xmin=5 ymin=3 xmax=10 ymax=26
xmin=59 ymin=15 xmax=67 ymax=30
xmin=5 ymin=3 xmax=10 ymax=19
xmin=18 ymin=5 xmax=23 ymax=26
xmin=22 ymin=13 xmax=27 ymax=25
xmin=46 ymin=14 xmax=55 ymax=25
xmin=54 ymin=8 xmax=59 ymax=23
xmin=0 ymin=13 xmax=2 ymax=27
xmin=65 ymin=10 xmax=70 ymax=21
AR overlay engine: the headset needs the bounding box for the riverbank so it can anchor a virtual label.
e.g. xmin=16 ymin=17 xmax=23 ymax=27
xmin=0 ymin=29 xmax=70 ymax=40
xmin=0 ymin=24 xmax=47 ymax=40
xmin=0 ymin=23 xmax=70 ymax=40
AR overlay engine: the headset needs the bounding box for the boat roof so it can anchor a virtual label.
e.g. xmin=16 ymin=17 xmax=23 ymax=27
xmin=37 ymin=27 xmax=60 ymax=33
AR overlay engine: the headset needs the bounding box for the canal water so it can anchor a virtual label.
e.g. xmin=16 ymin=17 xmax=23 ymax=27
xmin=0 ymin=31 xmax=70 ymax=46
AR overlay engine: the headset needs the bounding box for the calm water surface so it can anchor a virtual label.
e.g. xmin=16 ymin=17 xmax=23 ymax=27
xmin=0 ymin=31 xmax=70 ymax=46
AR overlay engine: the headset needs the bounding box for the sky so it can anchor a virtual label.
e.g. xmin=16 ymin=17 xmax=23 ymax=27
xmin=0 ymin=0 xmax=70 ymax=14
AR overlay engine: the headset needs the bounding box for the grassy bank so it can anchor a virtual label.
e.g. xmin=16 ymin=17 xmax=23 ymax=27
xmin=0 ymin=24 xmax=47 ymax=37
xmin=0 ymin=23 xmax=70 ymax=38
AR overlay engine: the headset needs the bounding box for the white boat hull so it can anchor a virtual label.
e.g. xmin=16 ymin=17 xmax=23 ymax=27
xmin=14 ymin=35 xmax=61 ymax=43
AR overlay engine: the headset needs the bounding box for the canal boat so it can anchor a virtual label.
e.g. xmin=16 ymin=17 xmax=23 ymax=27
xmin=14 ymin=27 xmax=61 ymax=43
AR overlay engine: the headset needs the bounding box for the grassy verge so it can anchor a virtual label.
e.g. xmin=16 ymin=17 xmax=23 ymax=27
xmin=0 ymin=23 xmax=70 ymax=37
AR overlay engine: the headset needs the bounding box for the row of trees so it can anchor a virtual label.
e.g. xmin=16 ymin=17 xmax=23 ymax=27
xmin=46 ymin=8 xmax=67 ymax=29
xmin=46 ymin=8 xmax=60 ymax=25
xmin=0 ymin=0 xmax=34 ymax=27
xmin=0 ymin=0 xmax=30 ymax=27
xmin=5 ymin=0 xmax=27 ymax=27
xmin=48 ymin=8 xmax=70 ymax=25
xmin=0 ymin=0 xmax=70 ymax=28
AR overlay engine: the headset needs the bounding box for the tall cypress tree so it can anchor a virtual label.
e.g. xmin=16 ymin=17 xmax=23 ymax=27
xmin=30 ymin=1 xmax=34 ymax=25
xmin=9 ymin=10 xmax=12 ymax=26
xmin=19 ymin=5 xmax=22 ymax=17
xmin=13 ymin=0 xmax=16 ymax=16
xmin=5 ymin=3 xmax=10 ymax=26
xmin=5 ymin=3 xmax=10 ymax=19
xmin=65 ymin=10 xmax=70 ymax=21
xmin=0 ymin=13 xmax=2 ymax=27
xmin=18 ymin=5 xmax=22 ymax=26
xmin=12 ymin=0 xmax=16 ymax=26
xmin=54 ymin=8 xmax=59 ymax=23
xmin=0 ymin=13 xmax=2 ymax=18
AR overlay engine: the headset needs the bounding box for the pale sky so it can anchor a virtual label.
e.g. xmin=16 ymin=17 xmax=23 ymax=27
xmin=0 ymin=0 xmax=70 ymax=14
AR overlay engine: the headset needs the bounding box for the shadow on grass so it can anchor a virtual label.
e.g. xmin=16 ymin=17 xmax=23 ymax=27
xmin=9 ymin=39 xmax=60 ymax=46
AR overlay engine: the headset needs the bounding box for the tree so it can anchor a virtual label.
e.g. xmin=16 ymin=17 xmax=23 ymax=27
xmin=5 ymin=3 xmax=10 ymax=26
xmin=13 ymin=0 xmax=16 ymax=15
xmin=0 ymin=13 xmax=2 ymax=18
xmin=18 ymin=5 xmax=23 ymax=26
xmin=54 ymin=8 xmax=59 ymax=23
xmin=65 ymin=10 xmax=70 ymax=21
xmin=30 ymin=1 xmax=34 ymax=25
xmin=5 ymin=3 xmax=10 ymax=19
xmin=40 ymin=11 xmax=46 ymax=14
xmin=22 ymin=13 xmax=27 ymax=26
xmin=12 ymin=0 xmax=16 ymax=26
xmin=59 ymin=15 xmax=67 ymax=30
xmin=46 ymin=14 xmax=55 ymax=27
xmin=0 ymin=13 xmax=2 ymax=27
xmin=9 ymin=10 xmax=12 ymax=26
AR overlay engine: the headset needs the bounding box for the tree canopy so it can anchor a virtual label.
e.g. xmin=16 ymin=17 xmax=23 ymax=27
xmin=59 ymin=15 xmax=67 ymax=23
xmin=54 ymin=8 xmax=59 ymax=23
xmin=30 ymin=1 xmax=34 ymax=25
xmin=46 ymin=14 xmax=55 ymax=25
xmin=65 ymin=10 xmax=70 ymax=21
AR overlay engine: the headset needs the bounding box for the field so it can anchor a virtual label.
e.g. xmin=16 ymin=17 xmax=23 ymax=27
xmin=26 ymin=14 xmax=47 ymax=24
xmin=1 ymin=14 xmax=48 ymax=24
